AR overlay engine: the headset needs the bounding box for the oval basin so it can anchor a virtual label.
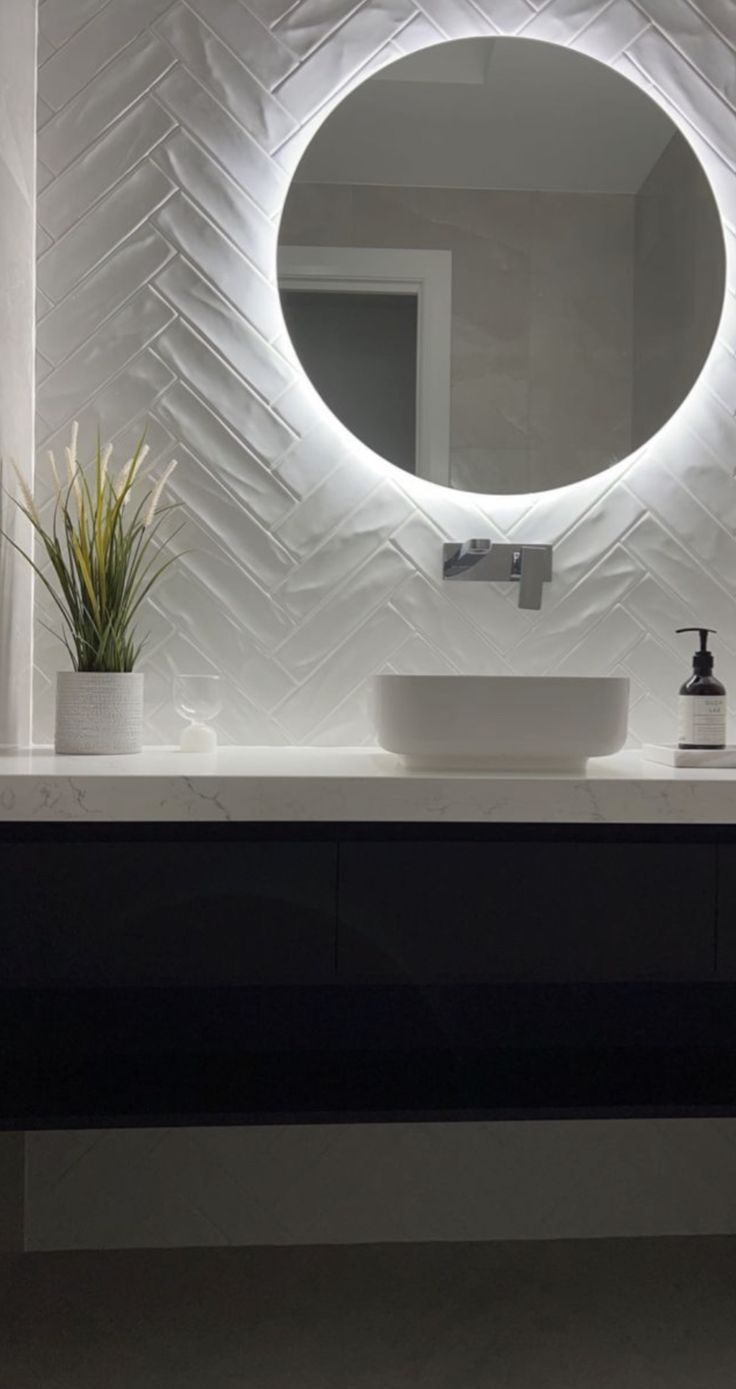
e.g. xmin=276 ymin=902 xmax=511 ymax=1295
xmin=374 ymin=675 xmax=630 ymax=771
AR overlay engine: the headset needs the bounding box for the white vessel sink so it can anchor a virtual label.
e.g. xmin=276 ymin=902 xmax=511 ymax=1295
xmin=374 ymin=675 xmax=630 ymax=771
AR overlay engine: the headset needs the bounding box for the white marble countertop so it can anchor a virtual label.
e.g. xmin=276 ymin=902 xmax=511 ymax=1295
xmin=0 ymin=746 xmax=734 ymax=823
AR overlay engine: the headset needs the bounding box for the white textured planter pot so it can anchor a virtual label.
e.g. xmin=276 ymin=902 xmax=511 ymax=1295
xmin=55 ymin=672 xmax=144 ymax=755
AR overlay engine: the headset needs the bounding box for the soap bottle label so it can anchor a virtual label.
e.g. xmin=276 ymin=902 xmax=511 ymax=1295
xmin=678 ymin=695 xmax=726 ymax=746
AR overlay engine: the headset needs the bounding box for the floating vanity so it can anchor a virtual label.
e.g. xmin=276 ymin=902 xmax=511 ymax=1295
xmin=3 ymin=748 xmax=736 ymax=1132
xmin=5 ymin=7 xmax=730 ymax=1139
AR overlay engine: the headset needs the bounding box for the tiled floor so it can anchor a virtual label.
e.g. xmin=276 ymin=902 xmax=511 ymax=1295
xmin=2 ymin=1237 xmax=736 ymax=1387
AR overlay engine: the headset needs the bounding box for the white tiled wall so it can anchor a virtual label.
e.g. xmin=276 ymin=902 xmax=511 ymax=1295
xmin=19 ymin=0 xmax=736 ymax=1249
xmin=25 ymin=1120 xmax=736 ymax=1250
xmin=0 ymin=1135 xmax=24 ymax=1253
xmin=32 ymin=0 xmax=736 ymax=747
xmin=0 ymin=0 xmax=35 ymax=749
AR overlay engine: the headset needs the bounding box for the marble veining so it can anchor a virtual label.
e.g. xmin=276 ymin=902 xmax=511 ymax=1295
xmin=0 ymin=747 xmax=734 ymax=822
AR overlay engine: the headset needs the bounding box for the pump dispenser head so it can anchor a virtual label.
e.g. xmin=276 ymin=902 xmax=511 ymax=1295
xmin=676 ymin=627 xmax=717 ymax=675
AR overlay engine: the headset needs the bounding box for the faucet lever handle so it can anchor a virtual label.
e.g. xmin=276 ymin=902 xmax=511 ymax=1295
xmin=518 ymin=545 xmax=553 ymax=610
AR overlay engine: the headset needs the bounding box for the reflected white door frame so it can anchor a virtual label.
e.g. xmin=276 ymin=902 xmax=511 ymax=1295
xmin=278 ymin=246 xmax=452 ymax=486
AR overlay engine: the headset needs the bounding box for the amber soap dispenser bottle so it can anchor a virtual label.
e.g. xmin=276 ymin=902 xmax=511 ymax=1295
xmin=676 ymin=627 xmax=726 ymax=749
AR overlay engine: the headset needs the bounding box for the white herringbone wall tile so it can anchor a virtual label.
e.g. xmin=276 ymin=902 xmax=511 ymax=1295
xmin=0 ymin=0 xmax=35 ymax=750
xmin=34 ymin=0 xmax=736 ymax=746
xmin=25 ymin=1119 xmax=736 ymax=1249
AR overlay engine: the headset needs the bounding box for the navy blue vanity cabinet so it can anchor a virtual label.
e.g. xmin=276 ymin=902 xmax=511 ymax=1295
xmin=0 ymin=834 xmax=337 ymax=986
xmin=2 ymin=825 xmax=734 ymax=1128
xmin=715 ymin=848 xmax=736 ymax=978
xmin=337 ymin=838 xmax=717 ymax=983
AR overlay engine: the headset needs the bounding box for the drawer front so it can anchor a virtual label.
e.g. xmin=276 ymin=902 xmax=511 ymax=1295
xmin=338 ymin=841 xmax=716 ymax=982
xmin=0 ymin=841 xmax=337 ymax=985
xmin=716 ymin=847 xmax=736 ymax=978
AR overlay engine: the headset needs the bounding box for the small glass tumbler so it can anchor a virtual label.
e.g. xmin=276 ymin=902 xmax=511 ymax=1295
xmin=174 ymin=674 xmax=223 ymax=753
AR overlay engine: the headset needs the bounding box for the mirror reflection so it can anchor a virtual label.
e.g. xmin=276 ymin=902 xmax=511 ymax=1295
xmin=278 ymin=39 xmax=725 ymax=495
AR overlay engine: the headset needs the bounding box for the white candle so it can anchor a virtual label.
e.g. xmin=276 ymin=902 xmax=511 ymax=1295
xmin=179 ymin=722 xmax=217 ymax=753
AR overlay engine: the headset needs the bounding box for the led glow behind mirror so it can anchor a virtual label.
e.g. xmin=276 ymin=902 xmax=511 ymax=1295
xmin=278 ymin=37 xmax=726 ymax=495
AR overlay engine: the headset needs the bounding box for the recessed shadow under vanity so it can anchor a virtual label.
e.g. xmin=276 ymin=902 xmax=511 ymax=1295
xmin=4 ymin=818 xmax=736 ymax=1131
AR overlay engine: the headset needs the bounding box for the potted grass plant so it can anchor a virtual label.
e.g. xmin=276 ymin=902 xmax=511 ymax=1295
xmin=7 ymin=421 xmax=180 ymax=754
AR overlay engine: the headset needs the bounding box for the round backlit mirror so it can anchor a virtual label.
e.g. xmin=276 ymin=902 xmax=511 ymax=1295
xmin=278 ymin=38 xmax=725 ymax=495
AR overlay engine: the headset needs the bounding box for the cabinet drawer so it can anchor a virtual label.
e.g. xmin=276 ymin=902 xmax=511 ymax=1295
xmin=716 ymin=847 xmax=736 ymax=977
xmin=338 ymin=841 xmax=716 ymax=982
xmin=0 ymin=841 xmax=337 ymax=985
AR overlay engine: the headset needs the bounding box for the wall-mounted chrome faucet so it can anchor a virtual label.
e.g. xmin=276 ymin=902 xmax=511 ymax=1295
xmin=442 ymin=539 xmax=553 ymax=610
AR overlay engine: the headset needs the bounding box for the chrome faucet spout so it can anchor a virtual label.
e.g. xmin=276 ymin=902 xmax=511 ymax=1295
xmin=442 ymin=539 xmax=552 ymax=610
